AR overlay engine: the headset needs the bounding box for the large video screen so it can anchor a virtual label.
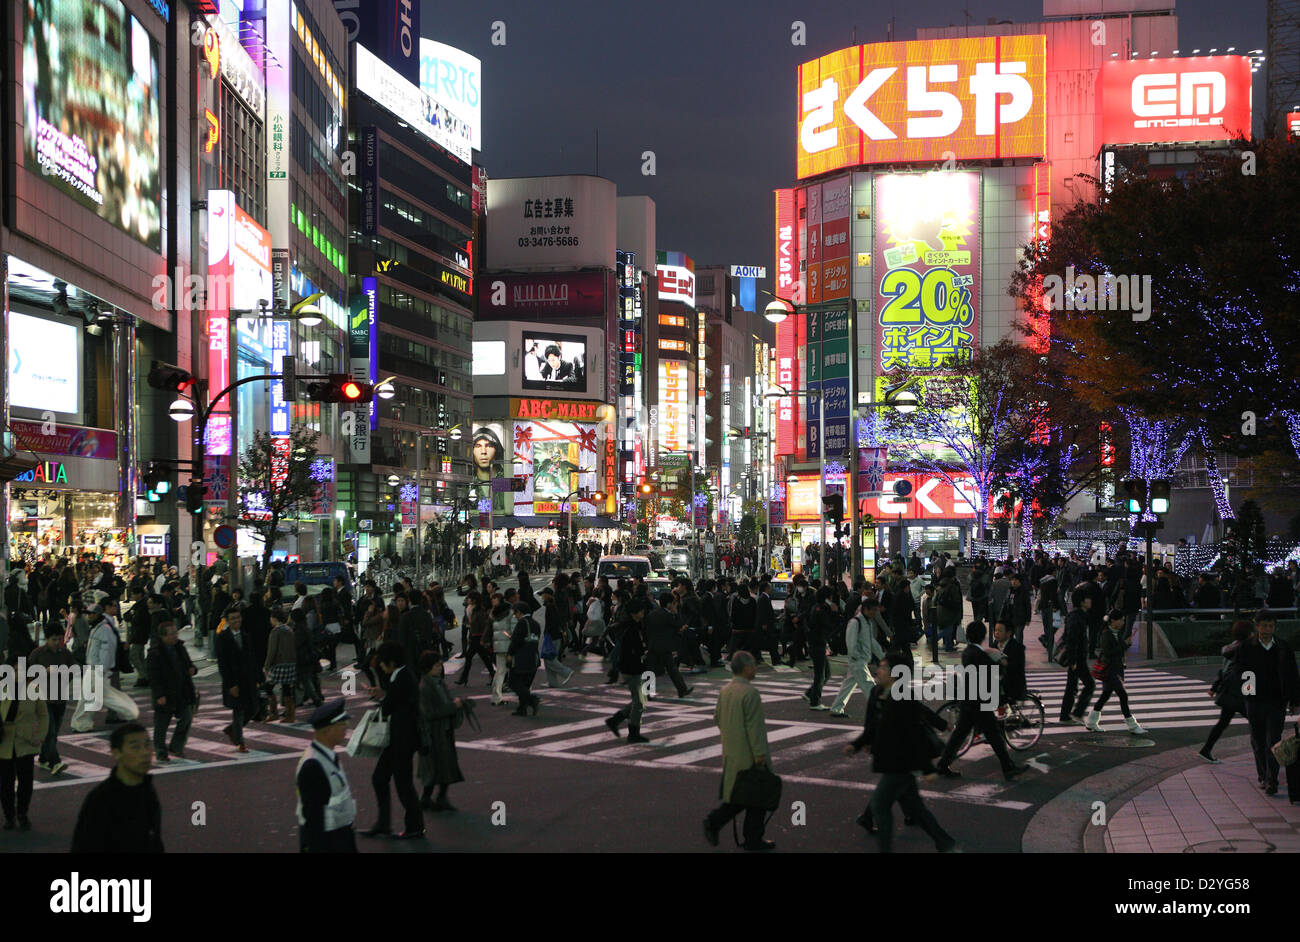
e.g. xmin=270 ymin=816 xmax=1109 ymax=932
xmin=522 ymin=332 xmax=587 ymax=393
xmin=21 ymin=0 xmax=162 ymax=251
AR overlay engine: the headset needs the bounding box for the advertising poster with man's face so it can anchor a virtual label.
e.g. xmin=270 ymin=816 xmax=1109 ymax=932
xmin=511 ymin=419 xmax=599 ymax=516
xmin=468 ymin=422 xmax=510 ymax=513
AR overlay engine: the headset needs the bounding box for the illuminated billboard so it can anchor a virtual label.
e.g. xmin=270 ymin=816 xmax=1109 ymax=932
xmin=796 ymin=35 xmax=1046 ymax=177
xmin=1098 ymin=56 xmax=1253 ymax=146
xmin=508 ymin=398 xmax=609 ymax=515
xmin=522 ymin=332 xmax=587 ymax=393
xmin=21 ymin=0 xmax=162 ymax=250
xmin=355 ymin=43 xmax=472 ymax=165
xmin=806 ymin=176 xmax=851 ymax=304
xmin=658 ymin=361 xmax=690 ymax=453
xmin=420 ymin=39 xmax=482 ymax=150
xmin=656 ymin=251 xmax=696 ymax=307
xmin=873 ymin=172 xmax=980 ymax=375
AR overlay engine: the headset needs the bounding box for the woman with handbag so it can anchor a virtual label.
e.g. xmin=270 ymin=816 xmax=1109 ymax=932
xmin=317 ymin=587 xmax=343 ymax=673
xmin=1084 ymin=609 xmax=1147 ymax=734
xmin=416 ymin=651 xmax=465 ymax=812
xmin=1199 ymin=620 xmax=1254 ymax=763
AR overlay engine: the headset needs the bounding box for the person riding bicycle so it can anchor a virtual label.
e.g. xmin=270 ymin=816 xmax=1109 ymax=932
xmin=934 ymin=621 xmax=1028 ymax=781
xmin=991 ymin=619 xmax=1027 ymax=708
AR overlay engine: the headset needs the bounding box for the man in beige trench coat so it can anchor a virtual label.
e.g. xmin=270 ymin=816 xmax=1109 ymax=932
xmin=703 ymin=651 xmax=774 ymax=851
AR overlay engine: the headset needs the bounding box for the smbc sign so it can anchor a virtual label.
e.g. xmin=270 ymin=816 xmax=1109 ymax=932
xmin=796 ymin=35 xmax=1046 ymax=177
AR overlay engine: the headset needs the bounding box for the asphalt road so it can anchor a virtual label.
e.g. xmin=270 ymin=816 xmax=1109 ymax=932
xmin=5 ymin=625 xmax=1237 ymax=854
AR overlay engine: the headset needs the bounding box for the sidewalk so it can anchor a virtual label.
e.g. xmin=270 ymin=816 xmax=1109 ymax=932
xmin=1097 ymin=742 xmax=1300 ymax=853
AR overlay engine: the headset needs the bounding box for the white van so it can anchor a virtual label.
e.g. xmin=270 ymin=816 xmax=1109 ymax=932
xmin=595 ymin=555 xmax=654 ymax=581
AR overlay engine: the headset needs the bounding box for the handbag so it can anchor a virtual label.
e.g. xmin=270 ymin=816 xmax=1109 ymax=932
xmin=325 ymin=622 xmax=342 ymax=636
xmin=540 ymin=630 xmax=557 ymax=660
xmin=730 ymin=765 xmax=782 ymax=811
xmin=1271 ymin=731 xmax=1300 ymax=768
xmin=1052 ymin=638 xmax=1070 ymax=664
xmin=347 ymin=707 xmax=389 ymax=757
xmin=1090 ymin=659 xmax=1107 ymax=680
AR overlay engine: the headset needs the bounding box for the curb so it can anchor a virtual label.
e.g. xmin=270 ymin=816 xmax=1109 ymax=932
xmin=1021 ymin=734 xmax=1255 ymax=853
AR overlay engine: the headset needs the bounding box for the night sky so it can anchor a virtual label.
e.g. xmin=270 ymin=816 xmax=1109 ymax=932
xmin=422 ymin=0 xmax=1267 ymax=286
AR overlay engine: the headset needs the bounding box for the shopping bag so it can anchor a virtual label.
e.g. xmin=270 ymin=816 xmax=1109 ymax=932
xmin=346 ymin=707 xmax=389 ymax=757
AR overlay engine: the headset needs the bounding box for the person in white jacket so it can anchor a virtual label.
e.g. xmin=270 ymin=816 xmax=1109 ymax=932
xmin=70 ymin=605 xmax=137 ymax=731
xmin=830 ymin=597 xmax=887 ymax=717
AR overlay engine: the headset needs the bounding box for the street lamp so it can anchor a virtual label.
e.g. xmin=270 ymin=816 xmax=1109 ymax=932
xmin=168 ymin=398 xmax=195 ymax=422
xmin=764 ymin=298 xmax=792 ymax=325
xmin=561 ymin=488 xmax=605 ymax=570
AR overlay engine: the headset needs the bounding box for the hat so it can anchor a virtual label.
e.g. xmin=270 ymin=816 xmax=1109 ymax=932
xmin=310 ymin=699 xmax=350 ymax=729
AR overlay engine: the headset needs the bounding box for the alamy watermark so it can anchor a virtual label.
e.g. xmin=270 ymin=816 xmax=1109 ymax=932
xmin=1042 ymin=265 xmax=1153 ymax=321
xmin=886 ymin=663 xmax=1001 ymax=711
xmin=0 ymin=661 xmax=104 ymax=711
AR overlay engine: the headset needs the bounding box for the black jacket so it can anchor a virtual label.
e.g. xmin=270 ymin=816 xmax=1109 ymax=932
xmin=1235 ymin=637 xmax=1300 ymax=704
xmin=1000 ymin=637 xmax=1027 ymax=700
xmin=397 ymin=606 xmax=435 ymax=669
xmin=216 ymin=628 xmax=261 ymax=711
xmin=755 ymin=593 xmax=776 ymax=632
xmin=730 ymin=594 xmax=757 ymax=633
xmin=1061 ymin=609 xmax=1090 ymax=667
xmin=852 ymin=685 xmax=948 ymax=774
xmin=146 ymin=640 xmax=198 ymax=708
xmin=71 ymin=771 xmax=164 ymax=853
xmin=644 ymin=606 xmax=683 ymax=655
xmin=616 ymin=616 xmax=647 ymax=674
xmin=379 ymin=665 xmax=421 ymax=754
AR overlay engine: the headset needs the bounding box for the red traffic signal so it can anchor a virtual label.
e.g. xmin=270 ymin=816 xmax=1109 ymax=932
xmin=147 ymin=360 xmax=194 ymax=393
xmin=305 ymin=373 xmax=374 ymax=403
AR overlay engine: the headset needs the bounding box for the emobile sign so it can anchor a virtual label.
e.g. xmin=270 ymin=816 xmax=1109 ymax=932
xmin=1098 ymin=57 xmax=1253 ymax=146
xmin=797 ymin=35 xmax=1046 ymax=176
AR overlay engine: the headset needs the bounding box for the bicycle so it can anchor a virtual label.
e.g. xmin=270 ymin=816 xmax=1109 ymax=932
xmin=935 ymin=691 xmax=1045 ymax=757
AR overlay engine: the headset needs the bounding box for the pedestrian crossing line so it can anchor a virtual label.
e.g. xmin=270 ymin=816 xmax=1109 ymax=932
xmin=476 ymin=717 xmax=614 ymax=746
xmin=594 ymin=724 xmax=727 ymax=759
xmin=658 ymin=725 xmax=826 ymax=766
xmin=36 ymin=757 xmax=108 ymax=782
xmin=35 ymin=751 xmax=306 ymax=791
xmin=532 ymin=716 xmax=705 ymax=753
xmin=1041 ymin=717 xmax=1249 ymax=736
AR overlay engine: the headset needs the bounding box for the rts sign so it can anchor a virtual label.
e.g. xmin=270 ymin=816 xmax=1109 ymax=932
xmin=1098 ymin=57 xmax=1253 ymax=146
xmin=797 ymin=36 xmax=1046 ymax=177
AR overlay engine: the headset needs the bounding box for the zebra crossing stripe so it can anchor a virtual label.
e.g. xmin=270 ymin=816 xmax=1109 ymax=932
xmin=658 ymin=725 xmax=826 ymax=766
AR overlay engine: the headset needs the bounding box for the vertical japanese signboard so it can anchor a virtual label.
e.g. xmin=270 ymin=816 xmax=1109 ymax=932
xmin=205 ymin=189 xmax=235 ymax=457
xmin=806 ymin=184 xmax=822 ymax=303
xmin=805 ymin=306 xmax=851 ymax=460
xmin=820 ymin=176 xmax=851 ymax=301
xmin=347 ymin=278 xmax=377 ymax=463
xmin=774 ymin=188 xmax=800 ymax=307
xmin=874 ymin=171 xmax=980 ymax=376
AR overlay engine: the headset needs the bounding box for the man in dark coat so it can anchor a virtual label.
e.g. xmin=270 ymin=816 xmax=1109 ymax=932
xmin=645 ymin=592 xmax=693 ymax=698
xmin=1235 ymin=610 xmax=1300 ymax=796
xmin=362 ymin=641 xmax=424 ymax=839
xmin=71 ymin=723 xmax=164 ymax=853
xmin=416 ymin=653 xmax=465 ymax=812
xmin=216 ymin=604 xmax=262 ymax=752
xmin=145 ymin=620 xmax=198 ymax=762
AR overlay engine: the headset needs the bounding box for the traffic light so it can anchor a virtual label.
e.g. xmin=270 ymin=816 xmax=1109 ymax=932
xmin=180 ymin=481 xmax=207 ymax=515
xmin=1149 ymin=479 xmax=1171 ymax=515
xmin=1121 ymin=479 xmax=1146 ymax=514
xmin=147 ymin=360 xmax=194 ymax=393
xmin=822 ymin=492 xmax=844 ymax=525
xmin=304 ymin=373 xmax=374 ymax=403
xmin=143 ymin=462 xmax=171 ymax=502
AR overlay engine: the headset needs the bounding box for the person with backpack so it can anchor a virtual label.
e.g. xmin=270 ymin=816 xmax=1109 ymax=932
xmin=507 ymin=602 xmax=542 ymax=717
xmin=1200 ymin=620 xmax=1254 ymax=763
xmin=830 ymin=596 xmax=887 ymax=718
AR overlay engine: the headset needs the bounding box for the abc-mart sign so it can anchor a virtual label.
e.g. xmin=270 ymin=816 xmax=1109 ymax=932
xmin=797 ymin=35 xmax=1046 ymax=178
xmin=1098 ymin=56 xmax=1253 ymax=146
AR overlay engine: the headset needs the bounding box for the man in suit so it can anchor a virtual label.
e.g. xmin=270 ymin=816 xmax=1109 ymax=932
xmin=991 ymin=619 xmax=1027 ymax=705
xmin=145 ymin=620 xmax=198 ymax=762
xmin=644 ymin=592 xmax=693 ymax=699
xmin=215 ymin=604 xmax=262 ymax=753
xmin=1058 ymin=591 xmax=1096 ymax=723
xmin=935 ymin=622 xmax=1027 ymax=781
xmin=703 ymin=651 xmax=773 ymax=851
xmin=1236 ymin=610 xmax=1300 ymax=796
xmin=363 ymin=641 xmax=424 ymax=839
xmin=1076 ymin=569 xmax=1107 ymax=657
xmin=988 ymin=568 xmax=1012 ymax=628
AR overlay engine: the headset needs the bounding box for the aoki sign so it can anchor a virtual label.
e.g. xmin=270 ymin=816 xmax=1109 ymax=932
xmin=797 ymin=35 xmax=1046 ymax=177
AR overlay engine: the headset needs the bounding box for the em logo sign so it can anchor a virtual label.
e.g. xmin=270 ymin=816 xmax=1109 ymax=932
xmin=796 ymin=35 xmax=1047 ymax=177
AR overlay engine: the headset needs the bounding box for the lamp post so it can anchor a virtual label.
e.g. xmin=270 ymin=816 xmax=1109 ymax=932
xmin=561 ymin=488 xmax=606 ymax=574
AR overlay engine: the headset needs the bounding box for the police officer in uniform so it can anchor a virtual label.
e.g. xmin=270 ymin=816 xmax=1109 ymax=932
xmin=295 ymin=699 xmax=357 ymax=853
